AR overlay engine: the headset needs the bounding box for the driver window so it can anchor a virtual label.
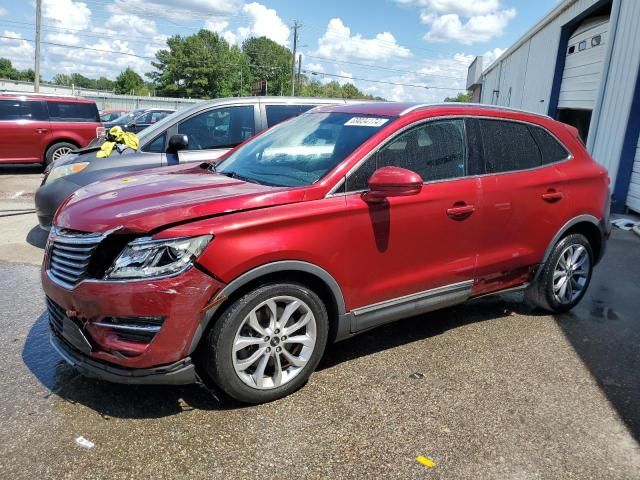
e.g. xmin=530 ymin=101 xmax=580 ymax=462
xmin=178 ymin=106 xmax=254 ymax=150
xmin=346 ymin=119 xmax=467 ymax=192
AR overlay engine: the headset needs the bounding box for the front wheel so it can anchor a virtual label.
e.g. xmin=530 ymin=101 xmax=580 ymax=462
xmin=526 ymin=233 xmax=593 ymax=313
xmin=202 ymin=283 xmax=329 ymax=404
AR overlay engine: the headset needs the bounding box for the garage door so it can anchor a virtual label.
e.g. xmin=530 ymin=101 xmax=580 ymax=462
xmin=558 ymin=16 xmax=609 ymax=110
xmin=626 ymin=132 xmax=640 ymax=213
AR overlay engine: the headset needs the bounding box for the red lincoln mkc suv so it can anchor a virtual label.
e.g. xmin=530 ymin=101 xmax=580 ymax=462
xmin=42 ymin=102 xmax=611 ymax=403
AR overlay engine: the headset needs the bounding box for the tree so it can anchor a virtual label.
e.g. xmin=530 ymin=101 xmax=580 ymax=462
xmin=444 ymin=91 xmax=473 ymax=102
xmin=0 ymin=58 xmax=35 ymax=82
xmin=114 ymin=67 xmax=145 ymax=94
xmin=242 ymin=37 xmax=290 ymax=96
xmin=148 ymin=30 xmax=246 ymax=99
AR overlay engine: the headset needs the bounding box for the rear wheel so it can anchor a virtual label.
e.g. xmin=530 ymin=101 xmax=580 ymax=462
xmin=526 ymin=233 xmax=593 ymax=313
xmin=45 ymin=141 xmax=76 ymax=165
xmin=202 ymin=282 xmax=329 ymax=404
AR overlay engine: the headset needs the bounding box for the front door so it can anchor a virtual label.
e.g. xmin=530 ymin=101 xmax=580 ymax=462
xmin=342 ymin=119 xmax=481 ymax=323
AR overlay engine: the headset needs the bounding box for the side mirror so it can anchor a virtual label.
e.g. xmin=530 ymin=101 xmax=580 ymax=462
xmin=362 ymin=166 xmax=423 ymax=203
xmin=167 ymin=134 xmax=189 ymax=154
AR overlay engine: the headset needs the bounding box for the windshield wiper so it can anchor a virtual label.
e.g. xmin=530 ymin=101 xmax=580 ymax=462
xmin=219 ymin=170 xmax=261 ymax=185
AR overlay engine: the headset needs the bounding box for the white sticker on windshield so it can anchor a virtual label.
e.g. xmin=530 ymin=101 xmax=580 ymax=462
xmin=344 ymin=117 xmax=389 ymax=127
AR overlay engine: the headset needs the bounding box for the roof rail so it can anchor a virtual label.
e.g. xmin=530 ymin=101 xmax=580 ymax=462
xmin=0 ymin=91 xmax=83 ymax=99
xmin=399 ymin=102 xmax=551 ymax=119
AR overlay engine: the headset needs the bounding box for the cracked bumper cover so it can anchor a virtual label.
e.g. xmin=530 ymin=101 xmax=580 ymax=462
xmin=50 ymin=331 xmax=198 ymax=385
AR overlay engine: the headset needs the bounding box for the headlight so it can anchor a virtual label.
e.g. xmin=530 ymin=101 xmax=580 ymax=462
xmin=105 ymin=235 xmax=212 ymax=280
xmin=46 ymin=162 xmax=90 ymax=184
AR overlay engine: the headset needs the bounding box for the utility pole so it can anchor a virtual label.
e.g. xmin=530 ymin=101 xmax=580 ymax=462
xmin=34 ymin=0 xmax=42 ymax=92
xmin=291 ymin=20 xmax=301 ymax=96
xmin=297 ymin=53 xmax=302 ymax=94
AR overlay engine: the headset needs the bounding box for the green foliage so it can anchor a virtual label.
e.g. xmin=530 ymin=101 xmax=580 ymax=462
xmin=297 ymin=75 xmax=384 ymax=100
xmin=148 ymin=30 xmax=248 ymax=99
xmin=242 ymin=37 xmax=290 ymax=96
xmin=52 ymin=72 xmax=115 ymax=91
xmin=0 ymin=58 xmax=36 ymax=82
xmin=114 ymin=67 xmax=145 ymax=94
xmin=444 ymin=91 xmax=473 ymax=103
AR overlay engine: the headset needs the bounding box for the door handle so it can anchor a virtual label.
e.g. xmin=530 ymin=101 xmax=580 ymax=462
xmin=447 ymin=203 xmax=476 ymax=220
xmin=542 ymin=189 xmax=564 ymax=203
xmin=35 ymin=128 xmax=49 ymax=134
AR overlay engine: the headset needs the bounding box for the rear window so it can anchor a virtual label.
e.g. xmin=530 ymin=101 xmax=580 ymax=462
xmin=265 ymin=104 xmax=315 ymax=127
xmin=479 ymin=119 xmax=542 ymax=173
xmin=47 ymin=101 xmax=100 ymax=122
xmin=0 ymin=99 xmax=48 ymax=121
xmin=529 ymin=126 xmax=569 ymax=164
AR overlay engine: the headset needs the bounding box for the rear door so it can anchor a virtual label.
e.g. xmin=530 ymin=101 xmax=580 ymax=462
xmin=47 ymin=101 xmax=100 ymax=147
xmin=474 ymin=118 xmax=571 ymax=293
xmin=176 ymin=104 xmax=257 ymax=163
xmin=0 ymin=99 xmax=50 ymax=163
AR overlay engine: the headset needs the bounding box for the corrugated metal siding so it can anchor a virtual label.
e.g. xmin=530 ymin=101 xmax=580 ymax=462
xmin=625 ymin=132 xmax=640 ymax=212
xmin=480 ymin=0 xmax=601 ymax=114
xmin=590 ymin=0 xmax=640 ymax=186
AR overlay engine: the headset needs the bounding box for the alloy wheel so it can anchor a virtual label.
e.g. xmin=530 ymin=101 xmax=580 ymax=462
xmin=552 ymin=243 xmax=590 ymax=304
xmin=232 ymin=296 xmax=317 ymax=390
xmin=52 ymin=146 xmax=72 ymax=162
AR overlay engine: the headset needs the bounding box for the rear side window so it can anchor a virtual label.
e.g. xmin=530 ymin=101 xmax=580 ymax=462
xmin=0 ymin=100 xmax=48 ymax=121
xmin=479 ymin=119 xmax=541 ymax=173
xmin=47 ymin=101 xmax=100 ymax=122
xmin=265 ymin=104 xmax=315 ymax=127
xmin=529 ymin=126 xmax=569 ymax=164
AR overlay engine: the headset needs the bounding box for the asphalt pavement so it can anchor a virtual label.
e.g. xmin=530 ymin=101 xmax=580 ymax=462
xmin=0 ymin=166 xmax=639 ymax=479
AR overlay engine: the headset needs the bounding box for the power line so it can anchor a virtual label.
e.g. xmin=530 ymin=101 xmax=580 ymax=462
xmin=303 ymin=54 xmax=465 ymax=81
xmin=302 ymin=70 xmax=465 ymax=91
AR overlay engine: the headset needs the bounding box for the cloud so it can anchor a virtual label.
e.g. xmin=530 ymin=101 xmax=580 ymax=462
xmin=482 ymin=47 xmax=506 ymax=67
xmin=396 ymin=0 xmax=501 ymax=16
xmin=424 ymin=9 xmax=516 ymax=44
xmin=399 ymin=0 xmax=516 ymax=44
xmin=0 ymin=31 xmax=35 ymax=70
xmin=0 ymin=7 xmax=7 ymax=16
xmin=313 ymin=18 xmax=411 ymax=62
xmin=43 ymin=0 xmax=91 ymax=31
xmin=205 ymin=2 xmax=289 ymax=46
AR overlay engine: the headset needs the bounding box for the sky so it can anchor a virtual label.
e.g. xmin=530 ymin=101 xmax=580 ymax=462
xmin=0 ymin=0 xmax=559 ymax=102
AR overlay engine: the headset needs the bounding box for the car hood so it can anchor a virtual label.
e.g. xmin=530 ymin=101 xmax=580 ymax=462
xmin=55 ymin=165 xmax=301 ymax=233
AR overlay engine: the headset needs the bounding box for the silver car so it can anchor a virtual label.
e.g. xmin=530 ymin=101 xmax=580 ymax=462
xmin=35 ymin=96 xmax=358 ymax=229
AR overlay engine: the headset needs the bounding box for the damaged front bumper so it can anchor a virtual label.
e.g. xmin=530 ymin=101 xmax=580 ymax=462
xmin=50 ymin=331 xmax=198 ymax=385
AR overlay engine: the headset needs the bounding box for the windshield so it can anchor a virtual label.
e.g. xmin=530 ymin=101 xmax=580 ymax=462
xmin=216 ymin=112 xmax=392 ymax=187
xmin=136 ymin=108 xmax=185 ymax=143
xmin=111 ymin=111 xmax=139 ymax=124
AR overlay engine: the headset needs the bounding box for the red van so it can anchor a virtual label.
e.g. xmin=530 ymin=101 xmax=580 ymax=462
xmin=0 ymin=93 xmax=101 ymax=165
xmin=43 ymin=102 xmax=611 ymax=403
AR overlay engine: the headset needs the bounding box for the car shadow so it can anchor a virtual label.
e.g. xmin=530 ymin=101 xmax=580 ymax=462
xmin=0 ymin=164 xmax=44 ymax=175
xmin=552 ymin=229 xmax=640 ymax=442
xmin=23 ymin=294 xmax=537 ymax=419
xmin=319 ymin=292 xmax=541 ymax=370
xmin=22 ymin=312 xmax=246 ymax=418
xmin=26 ymin=225 xmax=48 ymax=249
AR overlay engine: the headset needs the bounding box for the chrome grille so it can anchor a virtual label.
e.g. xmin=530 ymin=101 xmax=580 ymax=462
xmin=47 ymin=227 xmax=104 ymax=289
xmin=47 ymin=297 xmax=65 ymax=336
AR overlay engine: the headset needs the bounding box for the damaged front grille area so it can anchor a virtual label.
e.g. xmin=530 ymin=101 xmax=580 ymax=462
xmin=47 ymin=227 xmax=105 ymax=289
xmin=94 ymin=316 xmax=165 ymax=344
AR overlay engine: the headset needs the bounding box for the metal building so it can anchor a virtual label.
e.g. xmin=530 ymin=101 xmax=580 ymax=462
xmin=466 ymin=0 xmax=640 ymax=213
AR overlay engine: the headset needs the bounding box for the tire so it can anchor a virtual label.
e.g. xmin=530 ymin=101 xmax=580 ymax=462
xmin=45 ymin=141 xmax=77 ymax=165
xmin=526 ymin=233 xmax=593 ymax=313
xmin=201 ymin=282 xmax=329 ymax=404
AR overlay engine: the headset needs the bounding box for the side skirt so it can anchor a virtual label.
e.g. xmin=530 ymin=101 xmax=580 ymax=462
xmin=349 ymin=280 xmax=474 ymax=334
